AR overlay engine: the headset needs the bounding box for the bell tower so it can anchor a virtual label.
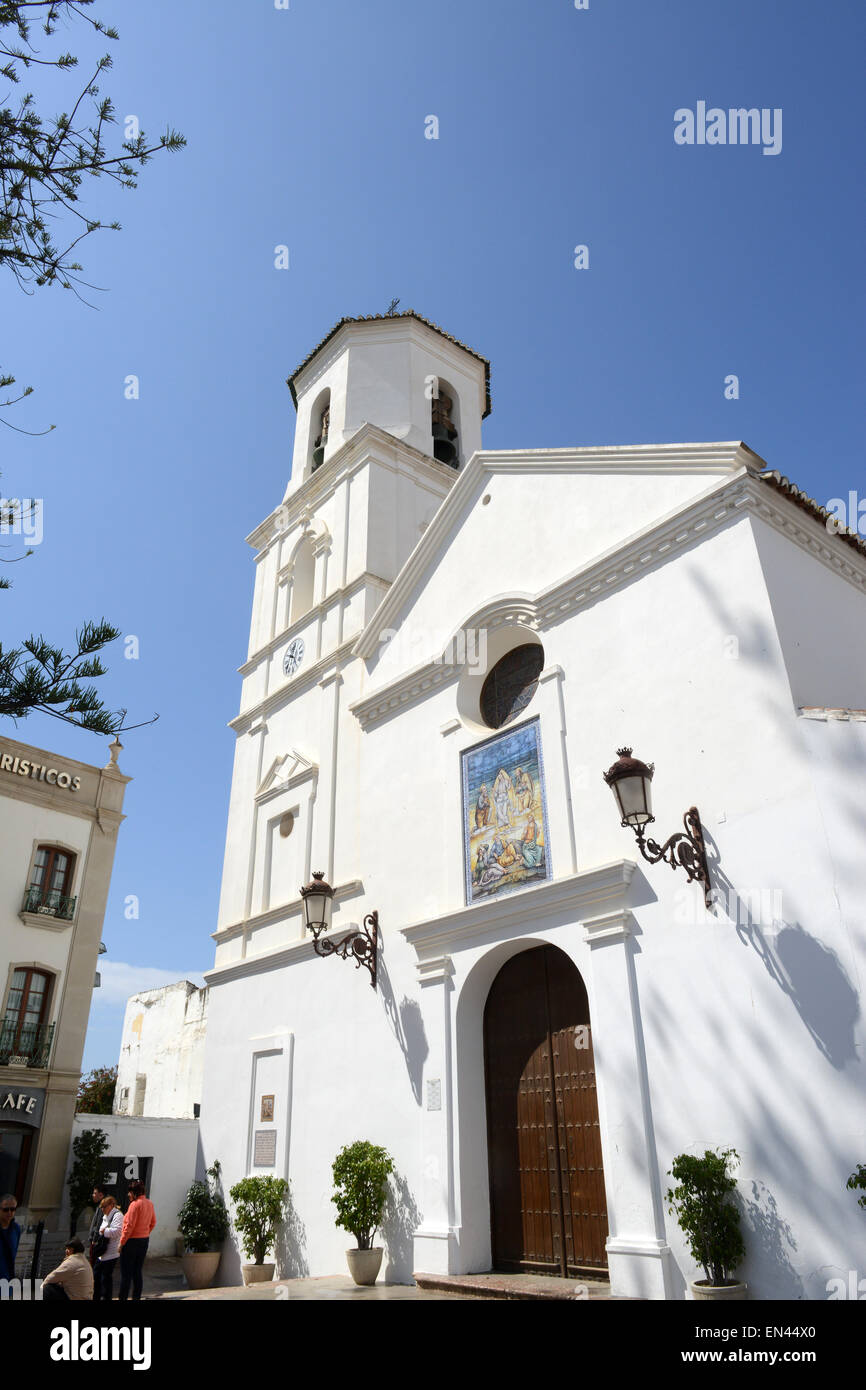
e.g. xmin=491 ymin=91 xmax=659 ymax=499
xmin=213 ymin=312 xmax=490 ymax=947
xmin=284 ymin=310 xmax=490 ymax=497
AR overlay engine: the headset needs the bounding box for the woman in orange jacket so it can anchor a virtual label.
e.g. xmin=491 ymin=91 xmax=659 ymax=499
xmin=118 ymin=1179 xmax=156 ymax=1302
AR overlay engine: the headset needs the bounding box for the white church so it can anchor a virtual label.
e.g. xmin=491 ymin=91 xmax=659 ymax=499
xmin=198 ymin=309 xmax=866 ymax=1299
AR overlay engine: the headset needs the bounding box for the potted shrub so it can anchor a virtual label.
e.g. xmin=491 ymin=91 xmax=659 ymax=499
xmin=666 ymin=1148 xmax=747 ymax=1300
xmin=177 ymin=1160 xmax=230 ymax=1290
xmin=229 ymin=1175 xmax=288 ymax=1285
xmin=331 ymin=1140 xmax=394 ymax=1286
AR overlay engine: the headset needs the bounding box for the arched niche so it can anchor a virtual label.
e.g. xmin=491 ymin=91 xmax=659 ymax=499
xmin=307 ymin=388 xmax=331 ymax=477
xmin=290 ymin=536 xmax=316 ymax=623
xmin=430 ymin=376 xmax=463 ymax=469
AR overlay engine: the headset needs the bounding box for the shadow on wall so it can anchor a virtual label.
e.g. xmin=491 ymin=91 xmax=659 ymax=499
xmin=377 ymin=950 xmax=428 ymax=1104
xmin=704 ymin=833 xmax=860 ymax=1069
xmin=741 ymin=1180 xmax=802 ymax=1299
xmin=381 ymin=1167 xmax=421 ymax=1285
xmin=274 ymin=1183 xmax=310 ymax=1279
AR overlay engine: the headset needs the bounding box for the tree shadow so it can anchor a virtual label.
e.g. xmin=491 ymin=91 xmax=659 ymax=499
xmin=741 ymin=1180 xmax=803 ymax=1299
xmin=381 ymin=1166 xmax=422 ymax=1285
xmin=703 ymin=830 xmax=859 ymax=1068
xmin=377 ymin=948 xmax=428 ymax=1103
xmin=274 ymin=1182 xmax=310 ymax=1278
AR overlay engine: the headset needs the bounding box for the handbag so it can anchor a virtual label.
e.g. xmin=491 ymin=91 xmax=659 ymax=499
xmin=91 ymin=1232 xmax=109 ymax=1259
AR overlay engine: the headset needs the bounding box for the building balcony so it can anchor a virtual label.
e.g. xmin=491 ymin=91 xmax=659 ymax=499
xmin=21 ymin=886 xmax=76 ymax=922
xmin=0 ymin=1021 xmax=55 ymax=1069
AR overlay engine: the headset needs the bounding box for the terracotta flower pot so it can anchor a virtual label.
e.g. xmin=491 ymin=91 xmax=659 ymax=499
xmin=181 ymin=1251 xmax=221 ymax=1290
xmin=346 ymin=1247 xmax=383 ymax=1286
xmin=242 ymin=1262 xmax=275 ymax=1285
xmin=690 ymin=1279 xmax=747 ymax=1301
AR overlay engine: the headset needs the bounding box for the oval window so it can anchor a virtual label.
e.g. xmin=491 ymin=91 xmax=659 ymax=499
xmin=479 ymin=644 xmax=544 ymax=729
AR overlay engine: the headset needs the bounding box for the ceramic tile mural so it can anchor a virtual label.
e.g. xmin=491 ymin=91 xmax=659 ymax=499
xmin=461 ymin=716 xmax=551 ymax=905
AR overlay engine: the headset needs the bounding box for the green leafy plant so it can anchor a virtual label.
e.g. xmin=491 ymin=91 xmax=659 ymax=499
xmin=847 ymin=1163 xmax=866 ymax=1211
xmin=67 ymin=1126 xmax=108 ymax=1237
xmin=178 ymin=1161 xmax=230 ymax=1254
xmin=228 ymin=1175 xmax=288 ymax=1266
xmin=331 ymin=1141 xmax=394 ymax=1251
xmin=76 ymin=1064 xmax=117 ymax=1114
xmin=666 ymin=1148 xmax=746 ymax=1287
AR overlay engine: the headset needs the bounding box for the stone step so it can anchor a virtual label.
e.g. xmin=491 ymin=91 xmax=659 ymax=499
xmin=413 ymin=1271 xmax=620 ymax=1300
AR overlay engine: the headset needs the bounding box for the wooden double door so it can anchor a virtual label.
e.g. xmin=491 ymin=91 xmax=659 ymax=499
xmin=484 ymin=945 xmax=608 ymax=1276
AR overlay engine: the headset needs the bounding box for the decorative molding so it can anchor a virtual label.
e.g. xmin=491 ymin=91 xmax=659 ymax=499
xmin=417 ymin=955 xmax=455 ymax=987
xmin=353 ymin=446 xmax=758 ymax=660
xmin=229 ymin=641 xmax=357 ymax=734
xmin=583 ymin=909 xmax=635 ymax=945
xmin=352 ymin=658 xmax=459 ymax=731
xmin=245 ymin=422 xmax=455 ymax=556
xmin=350 ymin=469 xmax=866 ymax=729
xmin=212 ymin=878 xmax=363 ymax=946
xmin=402 ymin=861 xmax=636 ymax=964
xmin=240 ymin=571 xmax=391 ymax=674
xmin=606 ymin=1236 xmax=672 ymax=1259
xmin=255 ymin=750 xmax=318 ymax=802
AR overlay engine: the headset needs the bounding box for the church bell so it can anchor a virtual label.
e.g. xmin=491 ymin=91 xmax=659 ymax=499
xmin=431 ymin=390 xmax=459 ymax=467
xmin=312 ymin=406 xmax=330 ymax=472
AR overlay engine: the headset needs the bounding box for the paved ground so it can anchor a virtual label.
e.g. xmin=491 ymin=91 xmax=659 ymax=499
xmin=140 ymin=1257 xmax=618 ymax=1301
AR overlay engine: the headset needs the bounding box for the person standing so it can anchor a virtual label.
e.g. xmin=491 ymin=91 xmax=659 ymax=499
xmin=93 ymin=1195 xmax=124 ymax=1301
xmin=41 ymin=1239 xmax=94 ymax=1301
xmin=0 ymin=1195 xmax=20 ymax=1282
xmin=87 ymin=1184 xmax=106 ymax=1267
xmin=118 ymin=1180 xmax=155 ymax=1302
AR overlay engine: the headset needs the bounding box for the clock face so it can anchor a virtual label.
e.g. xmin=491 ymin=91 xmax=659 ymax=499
xmin=283 ymin=638 xmax=305 ymax=678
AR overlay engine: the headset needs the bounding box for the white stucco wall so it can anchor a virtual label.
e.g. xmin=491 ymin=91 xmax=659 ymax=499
xmin=114 ymin=981 xmax=208 ymax=1120
xmin=62 ymin=1114 xmax=200 ymax=1256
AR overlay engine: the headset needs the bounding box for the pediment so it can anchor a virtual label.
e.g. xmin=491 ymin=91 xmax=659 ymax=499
xmin=256 ymin=750 xmax=318 ymax=800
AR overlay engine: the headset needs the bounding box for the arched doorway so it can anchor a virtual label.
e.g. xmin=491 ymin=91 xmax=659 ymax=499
xmin=483 ymin=944 xmax=608 ymax=1276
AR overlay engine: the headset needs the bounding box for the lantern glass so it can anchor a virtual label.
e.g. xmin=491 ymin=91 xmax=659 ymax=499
xmin=614 ymin=772 xmax=653 ymax=827
xmin=301 ymin=874 xmax=334 ymax=934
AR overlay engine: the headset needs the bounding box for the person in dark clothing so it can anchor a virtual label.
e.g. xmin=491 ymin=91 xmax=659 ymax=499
xmin=87 ymin=1185 xmax=106 ymax=1266
xmin=0 ymin=1195 xmax=21 ymax=1282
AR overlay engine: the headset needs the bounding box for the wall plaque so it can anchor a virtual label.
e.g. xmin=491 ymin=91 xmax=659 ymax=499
xmin=426 ymin=1079 xmax=442 ymax=1112
xmin=260 ymin=1095 xmax=274 ymax=1122
xmin=253 ymin=1129 xmax=277 ymax=1167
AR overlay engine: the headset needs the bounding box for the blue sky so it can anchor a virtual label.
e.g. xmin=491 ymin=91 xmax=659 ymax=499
xmin=2 ymin=0 xmax=863 ymax=1071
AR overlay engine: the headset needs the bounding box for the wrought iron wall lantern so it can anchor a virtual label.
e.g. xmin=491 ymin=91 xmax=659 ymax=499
xmin=602 ymin=749 xmax=712 ymax=907
xmin=299 ymin=872 xmax=378 ymax=989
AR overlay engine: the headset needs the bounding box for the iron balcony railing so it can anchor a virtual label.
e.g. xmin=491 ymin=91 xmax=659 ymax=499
xmin=0 ymin=1021 xmax=55 ymax=1068
xmin=21 ymin=886 xmax=76 ymax=920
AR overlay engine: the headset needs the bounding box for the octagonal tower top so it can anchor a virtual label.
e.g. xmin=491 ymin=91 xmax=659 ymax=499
xmin=284 ymin=310 xmax=491 ymax=497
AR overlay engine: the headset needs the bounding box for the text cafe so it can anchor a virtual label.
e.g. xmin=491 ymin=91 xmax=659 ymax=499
xmin=0 ymin=1087 xmax=45 ymax=1204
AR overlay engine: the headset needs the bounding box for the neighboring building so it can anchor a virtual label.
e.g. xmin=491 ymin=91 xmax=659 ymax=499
xmin=198 ymin=310 xmax=866 ymax=1298
xmin=59 ymin=1112 xmax=199 ymax=1257
xmin=0 ymin=734 xmax=129 ymax=1228
xmin=114 ymin=980 xmax=208 ymax=1120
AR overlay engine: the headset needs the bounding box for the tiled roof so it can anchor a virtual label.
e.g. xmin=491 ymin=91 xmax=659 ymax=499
xmin=799 ymin=707 xmax=866 ymax=722
xmin=286 ymin=310 xmax=492 ymax=417
xmin=756 ymin=468 xmax=866 ymax=560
